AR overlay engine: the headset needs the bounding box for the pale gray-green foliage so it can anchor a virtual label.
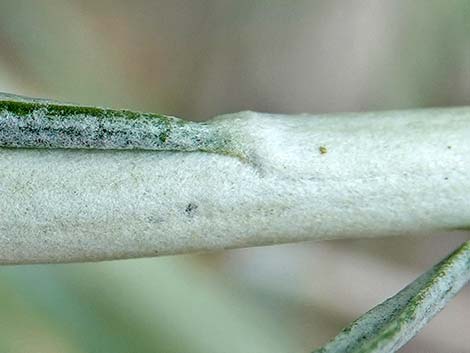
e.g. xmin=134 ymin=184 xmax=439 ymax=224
xmin=313 ymin=241 xmax=470 ymax=353
xmin=0 ymin=92 xmax=469 ymax=352
xmin=1 ymin=93 xmax=470 ymax=264
xmin=0 ymin=92 xmax=237 ymax=157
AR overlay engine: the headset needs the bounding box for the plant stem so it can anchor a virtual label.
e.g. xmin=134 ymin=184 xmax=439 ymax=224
xmin=1 ymin=93 xmax=470 ymax=264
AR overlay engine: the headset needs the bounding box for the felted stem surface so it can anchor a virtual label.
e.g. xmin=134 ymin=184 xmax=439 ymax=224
xmin=1 ymin=93 xmax=470 ymax=264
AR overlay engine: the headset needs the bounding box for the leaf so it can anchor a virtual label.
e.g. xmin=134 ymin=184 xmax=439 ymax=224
xmin=312 ymin=241 xmax=470 ymax=353
xmin=0 ymin=92 xmax=236 ymax=156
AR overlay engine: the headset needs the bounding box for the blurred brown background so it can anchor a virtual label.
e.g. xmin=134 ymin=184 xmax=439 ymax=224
xmin=0 ymin=1 xmax=469 ymax=352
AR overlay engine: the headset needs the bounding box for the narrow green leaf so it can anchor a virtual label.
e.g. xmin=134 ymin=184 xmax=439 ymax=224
xmin=0 ymin=92 xmax=237 ymax=157
xmin=313 ymin=241 xmax=470 ymax=353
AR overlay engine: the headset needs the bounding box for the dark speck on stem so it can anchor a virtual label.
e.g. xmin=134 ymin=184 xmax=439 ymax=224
xmin=185 ymin=203 xmax=198 ymax=217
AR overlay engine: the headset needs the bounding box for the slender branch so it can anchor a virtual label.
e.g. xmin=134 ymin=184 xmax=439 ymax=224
xmin=312 ymin=240 xmax=470 ymax=353
xmin=1 ymin=93 xmax=470 ymax=264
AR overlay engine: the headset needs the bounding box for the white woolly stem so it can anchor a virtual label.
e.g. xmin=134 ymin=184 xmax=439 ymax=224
xmin=1 ymin=100 xmax=470 ymax=263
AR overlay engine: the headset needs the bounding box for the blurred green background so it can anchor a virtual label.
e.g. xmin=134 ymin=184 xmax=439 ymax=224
xmin=1 ymin=1 xmax=470 ymax=352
